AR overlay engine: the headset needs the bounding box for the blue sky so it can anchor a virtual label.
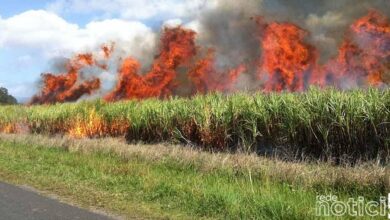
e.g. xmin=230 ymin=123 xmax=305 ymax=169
xmin=0 ymin=0 xmax=209 ymax=100
xmin=1 ymin=1 xmax=47 ymax=99
xmin=0 ymin=1 xmax=47 ymax=17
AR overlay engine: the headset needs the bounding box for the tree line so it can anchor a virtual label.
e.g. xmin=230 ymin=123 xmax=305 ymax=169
xmin=0 ymin=87 xmax=17 ymax=105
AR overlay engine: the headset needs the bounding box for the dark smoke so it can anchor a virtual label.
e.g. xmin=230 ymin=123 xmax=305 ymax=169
xmin=196 ymin=0 xmax=390 ymax=63
xmin=34 ymin=0 xmax=389 ymax=103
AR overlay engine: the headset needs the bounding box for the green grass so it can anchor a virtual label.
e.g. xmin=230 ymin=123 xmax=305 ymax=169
xmin=1 ymin=87 xmax=389 ymax=161
xmin=0 ymin=136 xmax=387 ymax=219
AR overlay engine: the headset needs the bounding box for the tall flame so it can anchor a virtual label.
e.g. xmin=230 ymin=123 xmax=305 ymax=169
xmin=257 ymin=19 xmax=317 ymax=92
xmin=30 ymin=46 xmax=114 ymax=105
xmin=29 ymin=10 xmax=389 ymax=105
xmin=29 ymin=56 xmax=98 ymax=105
xmin=105 ymin=27 xmax=197 ymax=101
xmin=319 ymin=10 xmax=390 ymax=87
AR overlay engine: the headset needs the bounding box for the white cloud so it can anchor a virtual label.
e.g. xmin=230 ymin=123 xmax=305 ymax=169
xmin=46 ymin=0 xmax=215 ymax=20
xmin=0 ymin=10 xmax=77 ymax=51
xmin=0 ymin=10 xmax=156 ymax=59
xmin=163 ymin=18 xmax=183 ymax=27
xmin=0 ymin=10 xmax=159 ymax=99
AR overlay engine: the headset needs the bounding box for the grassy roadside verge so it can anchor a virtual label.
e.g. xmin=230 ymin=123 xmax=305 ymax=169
xmin=0 ymin=134 xmax=388 ymax=219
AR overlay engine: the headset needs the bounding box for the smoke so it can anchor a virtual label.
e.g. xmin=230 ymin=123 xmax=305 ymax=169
xmin=195 ymin=0 xmax=262 ymax=67
xmin=30 ymin=0 xmax=389 ymax=104
xmin=197 ymin=0 xmax=389 ymax=63
xmin=186 ymin=0 xmax=389 ymax=90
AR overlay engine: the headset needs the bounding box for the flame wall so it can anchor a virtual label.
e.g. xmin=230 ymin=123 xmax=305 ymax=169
xmin=30 ymin=2 xmax=390 ymax=104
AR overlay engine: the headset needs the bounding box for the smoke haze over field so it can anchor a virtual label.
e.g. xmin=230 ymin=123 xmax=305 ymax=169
xmin=197 ymin=0 xmax=389 ymax=63
xmin=0 ymin=0 xmax=388 ymax=103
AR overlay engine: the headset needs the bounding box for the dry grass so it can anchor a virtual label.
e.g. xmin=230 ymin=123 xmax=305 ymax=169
xmin=0 ymin=133 xmax=387 ymax=193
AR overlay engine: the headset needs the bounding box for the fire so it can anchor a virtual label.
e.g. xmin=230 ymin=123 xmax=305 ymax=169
xmin=0 ymin=123 xmax=17 ymax=134
xmin=257 ymin=20 xmax=317 ymax=92
xmin=105 ymin=27 xmax=197 ymax=101
xmin=68 ymin=108 xmax=104 ymax=138
xmin=352 ymin=10 xmax=390 ymax=58
xmin=29 ymin=10 xmax=389 ymax=105
xmin=322 ymin=10 xmax=390 ymax=87
xmin=30 ymin=48 xmax=111 ymax=105
xmin=189 ymin=49 xmax=246 ymax=93
xmin=29 ymin=57 xmax=100 ymax=105
xmin=76 ymin=53 xmax=95 ymax=66
xmin=106 ymin=27 xmax=246 ymax=100
xmin=0 ymin=123 xmax=29 ymax=134
xmin=102 ymin=43 xmax=115 ymax=59
xmin=255 ymin=10 xmax=389 ymax=91
xmin=68 ymin=108 xmax=129 ymax=138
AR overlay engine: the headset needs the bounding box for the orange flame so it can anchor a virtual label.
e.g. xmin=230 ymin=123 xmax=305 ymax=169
xmin=102 ymin=43 xmax=115 ymax=59
xmin=106 ymin=27 xmax=246 ymax=100
xmin=30 ymin=47 xmax=112 ymax=104
xmin=105 ymin=27 xmax=197 ymax=101
xmin=30 ymin=10 xmax=389 ymax=105
xmin=189 ymin=49 xmax=246 ymax=93
xmin=257 ymin=20 xmax=317 ymax=92
xmin=68 ymin=108 xmax=128 ymax=138
xmin=352 ymin=10 xmax=390 ymax=58
xmin=322 ymin=10 xmax=390 ymax=87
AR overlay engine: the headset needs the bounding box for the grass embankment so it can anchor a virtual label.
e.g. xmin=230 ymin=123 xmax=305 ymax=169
xmin=0 ymin=134 xmax=388 ymax=219
xmin=0 ymin=88 xmax=389 ymax=161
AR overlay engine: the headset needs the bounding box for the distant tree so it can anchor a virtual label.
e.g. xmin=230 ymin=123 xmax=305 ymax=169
xmin=0 ymin=87 xmax=17 ymax=105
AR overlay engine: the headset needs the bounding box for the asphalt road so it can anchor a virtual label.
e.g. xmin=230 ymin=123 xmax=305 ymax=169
xmin=0 ymin=181 xmax=114 ymax=220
